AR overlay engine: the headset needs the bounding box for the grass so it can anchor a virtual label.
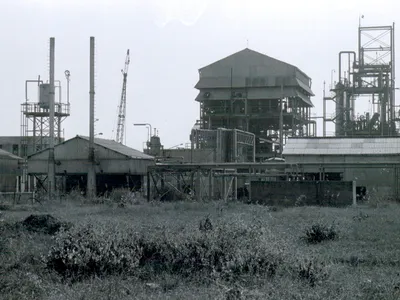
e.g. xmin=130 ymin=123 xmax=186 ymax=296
xmin=1 ymin=197 xmax=400 ymax=299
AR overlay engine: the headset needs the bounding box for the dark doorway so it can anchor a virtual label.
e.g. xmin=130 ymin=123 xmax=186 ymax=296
xmin=356 ymin=186 xmax=367 ymax=201
xmin=96 ymin=174 xmax=141 ymax=196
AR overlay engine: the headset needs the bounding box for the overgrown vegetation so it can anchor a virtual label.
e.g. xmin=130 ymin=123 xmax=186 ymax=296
xmin=46 ymin=216 xmax=283 ymax=282
xmin=1 ymin=198 xmax=400 ymax=299
xmin=303 ymin=223 xmax=338 ymax=244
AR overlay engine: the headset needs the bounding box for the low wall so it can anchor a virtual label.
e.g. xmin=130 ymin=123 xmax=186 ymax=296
xmin=250 ymin=181 xmax=354 ymax=207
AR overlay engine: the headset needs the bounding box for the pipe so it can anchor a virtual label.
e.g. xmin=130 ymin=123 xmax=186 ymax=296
xmin=339 ymin=51 xmax=356 ymax=84
xmin=25 ymin=79 xmax=44 ymax=103
xmin=87 ymin=36 xmax=96 ymax=198
xmin=48 ymin=37 xmax=56 ymax=199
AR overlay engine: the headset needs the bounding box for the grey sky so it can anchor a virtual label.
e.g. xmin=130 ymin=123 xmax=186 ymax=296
xmin=1 ymin=0 xmax=398 ymax=150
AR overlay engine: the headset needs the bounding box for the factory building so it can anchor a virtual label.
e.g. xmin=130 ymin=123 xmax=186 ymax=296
xmin=194 ymin=48 xmax=315 ymax=161
xmin=283 ymin=137 xmax=400 ymax=199
xmin=27 ymin=135 xmax=154 ymax=195
xmin=0 ymin=149 xmax=22 ymax=193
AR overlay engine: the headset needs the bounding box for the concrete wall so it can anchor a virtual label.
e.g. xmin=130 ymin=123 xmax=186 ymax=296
xmin=285 ymin=154 xmax=400 ymax=199
xmin=28 ymin=158 xmax=152 ymax=175
xmin=250 ymin=181 xmax=354 ymax=207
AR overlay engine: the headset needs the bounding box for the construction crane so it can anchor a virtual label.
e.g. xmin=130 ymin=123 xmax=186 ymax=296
xmin=115 ymin=49 xmax=130 ymax=144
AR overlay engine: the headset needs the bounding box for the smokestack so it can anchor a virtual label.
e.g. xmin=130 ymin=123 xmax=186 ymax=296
xmin=48 ymin=37 xmax=56 ymax=199
xmin=87 ymin=36 xmax=96 ymax=198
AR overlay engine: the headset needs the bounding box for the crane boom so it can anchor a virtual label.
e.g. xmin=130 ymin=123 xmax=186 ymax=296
xmin=116 ymin=49 xmax=130 ymax=144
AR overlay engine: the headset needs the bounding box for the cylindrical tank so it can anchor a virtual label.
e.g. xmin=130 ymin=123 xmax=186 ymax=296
xmin=149 ymin=136 xmax=162 ymax=156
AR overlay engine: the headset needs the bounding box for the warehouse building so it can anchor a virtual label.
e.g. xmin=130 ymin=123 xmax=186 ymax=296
xmin=27 ymin=135 xmax=155 ymax=195
xmin=0 ymin=148 xmax=23 ymax=193
xmin=283 ymin=137 xmax=400 ymax=199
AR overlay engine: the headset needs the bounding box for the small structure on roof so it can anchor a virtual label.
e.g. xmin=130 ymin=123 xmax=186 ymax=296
xmin=27 ymin=135 xmax=154 ymax=195
xmin=283 ymin=137 xmax=400 ymax=199
xmin=0 ymin=149 xmax=23 ymax=192
xmin=194 ymin=48 xmax=315 ymax=161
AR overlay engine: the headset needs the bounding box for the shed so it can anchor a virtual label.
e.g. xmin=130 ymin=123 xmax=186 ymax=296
xmin=0 ymin=149 xmax=23 ymax=192
xmin=283 ymin=137 xmax=400 ymax=199
xmin=27 ymin=135 xmax=155 ymax=195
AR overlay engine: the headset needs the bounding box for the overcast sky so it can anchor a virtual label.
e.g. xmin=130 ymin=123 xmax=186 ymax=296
xmin=1 ymin=0 xmax=399 ymax=150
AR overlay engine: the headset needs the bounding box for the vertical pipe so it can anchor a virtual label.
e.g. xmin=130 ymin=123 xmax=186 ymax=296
xmin=352 ymin=180 xmax=357 ymax=207
xmin=253 ymin=133 xmax=256 ymax=162
xmin=87 ymin=36 xmax=96 ymax=198
xmin=279 ymin=84 xmax=284 ymax=156
xmin=48 ymin=37 xmax=56 ymax=199
xmin=391 ymin=23 xmax=396 ymax=127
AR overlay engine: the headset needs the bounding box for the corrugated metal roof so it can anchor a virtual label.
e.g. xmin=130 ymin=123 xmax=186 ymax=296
xmin=195 ymin=48 xmax=314 ymax=106
xmin=78 ymin=136 xmax=154 ymax=160
xmin=196 ymin=48 xmax=312 ymax=86
xmin=0 ymin=148 xmax=22 ymax=160
xmin=283 ymin=137 xmax=400 ymax=155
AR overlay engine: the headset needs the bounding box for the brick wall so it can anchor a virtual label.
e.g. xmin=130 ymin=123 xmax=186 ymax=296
xmin=250 ymin=181 xmax=353 ymax=207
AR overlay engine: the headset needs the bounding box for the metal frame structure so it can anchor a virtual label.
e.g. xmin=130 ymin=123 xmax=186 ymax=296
xmin=199 ymin=89 xmax=315 ymax=159
xmin=146 ymin=162 xmax=296 ymax=201
xmin=190 ymin=128 xmax=256 ymax=163
xmin=324 ymin=23 xmax=397 ymax=136
xmin=20 ymin=81 xmax=70 ymax=156
xmin=115 ymin=49 xmax=130 ymax=144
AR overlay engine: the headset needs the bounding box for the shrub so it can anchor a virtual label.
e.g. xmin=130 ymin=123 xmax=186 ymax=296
xmin=296 ymin=258 xmax=329 ymax=287
xmin=303 ymin=223 xmax=338 ymax=244
xmin=46 ymin=218 xmax=284 ymax=282
xmin=46 ymin=225 xmax=143 ymax=281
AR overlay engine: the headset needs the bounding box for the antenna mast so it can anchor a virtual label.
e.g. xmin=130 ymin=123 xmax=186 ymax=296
xmin=116 ymin=49 xmax=130 ymax=144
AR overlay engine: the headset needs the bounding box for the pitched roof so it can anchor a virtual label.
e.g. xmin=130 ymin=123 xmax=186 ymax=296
xmin=27 ymin=135 xmax=154 ymax=160
xmin=77 ymin=136 xmax=154 ymax=160
xmin=195 ymin=48 xmax=313 ymax=95
xmin=0 ymin=148 xmax=22 ymax=160
xmin=283 ymin=137 xmax=400 ymax=155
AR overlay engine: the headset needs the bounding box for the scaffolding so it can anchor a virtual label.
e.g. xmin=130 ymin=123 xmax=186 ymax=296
xmin=324 ymin=23 xmax=397 ymax=137
xmin=19 ymin=77 xmax=70 ymax=192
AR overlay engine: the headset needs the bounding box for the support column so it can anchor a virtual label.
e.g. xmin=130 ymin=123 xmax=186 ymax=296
xmin=208 ymin=170 xmax=213 ymax=200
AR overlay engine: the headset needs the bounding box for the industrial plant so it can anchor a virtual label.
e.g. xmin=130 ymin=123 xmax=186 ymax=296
xmin=1 ymin=22 xmax=399 ymax=206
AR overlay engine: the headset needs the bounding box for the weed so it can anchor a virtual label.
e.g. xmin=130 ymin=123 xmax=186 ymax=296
xmin=296 ymin=258 xmax=329 ymax=287
xmin=303 ymin=223 xmax=338 ymax=244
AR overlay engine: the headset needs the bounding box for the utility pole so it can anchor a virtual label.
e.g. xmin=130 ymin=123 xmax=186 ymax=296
xmin=279 ymin=83 xmax=284 ymax=157
xmin=48 ymin=37 xmax=56 ymax=199
xmin=87 ymin=36 xmax=96 ymax=198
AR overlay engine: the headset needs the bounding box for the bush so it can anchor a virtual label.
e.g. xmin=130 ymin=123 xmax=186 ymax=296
xmin=46 ymin=224 xmax=142 ymax=281
xmin=303 ymin=223 xmax=338 ymax=244
xmin=46 ymin=219 xmax=284 ymax=282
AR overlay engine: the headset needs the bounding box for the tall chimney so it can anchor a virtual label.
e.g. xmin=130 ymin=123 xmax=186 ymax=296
xmin=48 ymin=37 xmax=56 ymax=199
xmin=87 ymin=36 xmax=96 ymax=198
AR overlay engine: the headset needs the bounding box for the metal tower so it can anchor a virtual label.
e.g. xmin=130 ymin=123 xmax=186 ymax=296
xmin=324 ymin=23 xmax=397 ymax=136
xmin=20 ymin=76 xmax=70 ymax=157
xmin=116 ymin=49 xmax=130 ymax=144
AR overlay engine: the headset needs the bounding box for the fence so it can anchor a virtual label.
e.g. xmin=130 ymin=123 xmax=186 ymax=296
xmin=250 ymin=181 xmax=355 ymax=207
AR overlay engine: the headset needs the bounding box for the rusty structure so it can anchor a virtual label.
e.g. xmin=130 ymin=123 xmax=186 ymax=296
xmin=194 ymin=48 xmax=315 ymax=160
xmin=324 ymin=23 xmax=399 ymax=137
